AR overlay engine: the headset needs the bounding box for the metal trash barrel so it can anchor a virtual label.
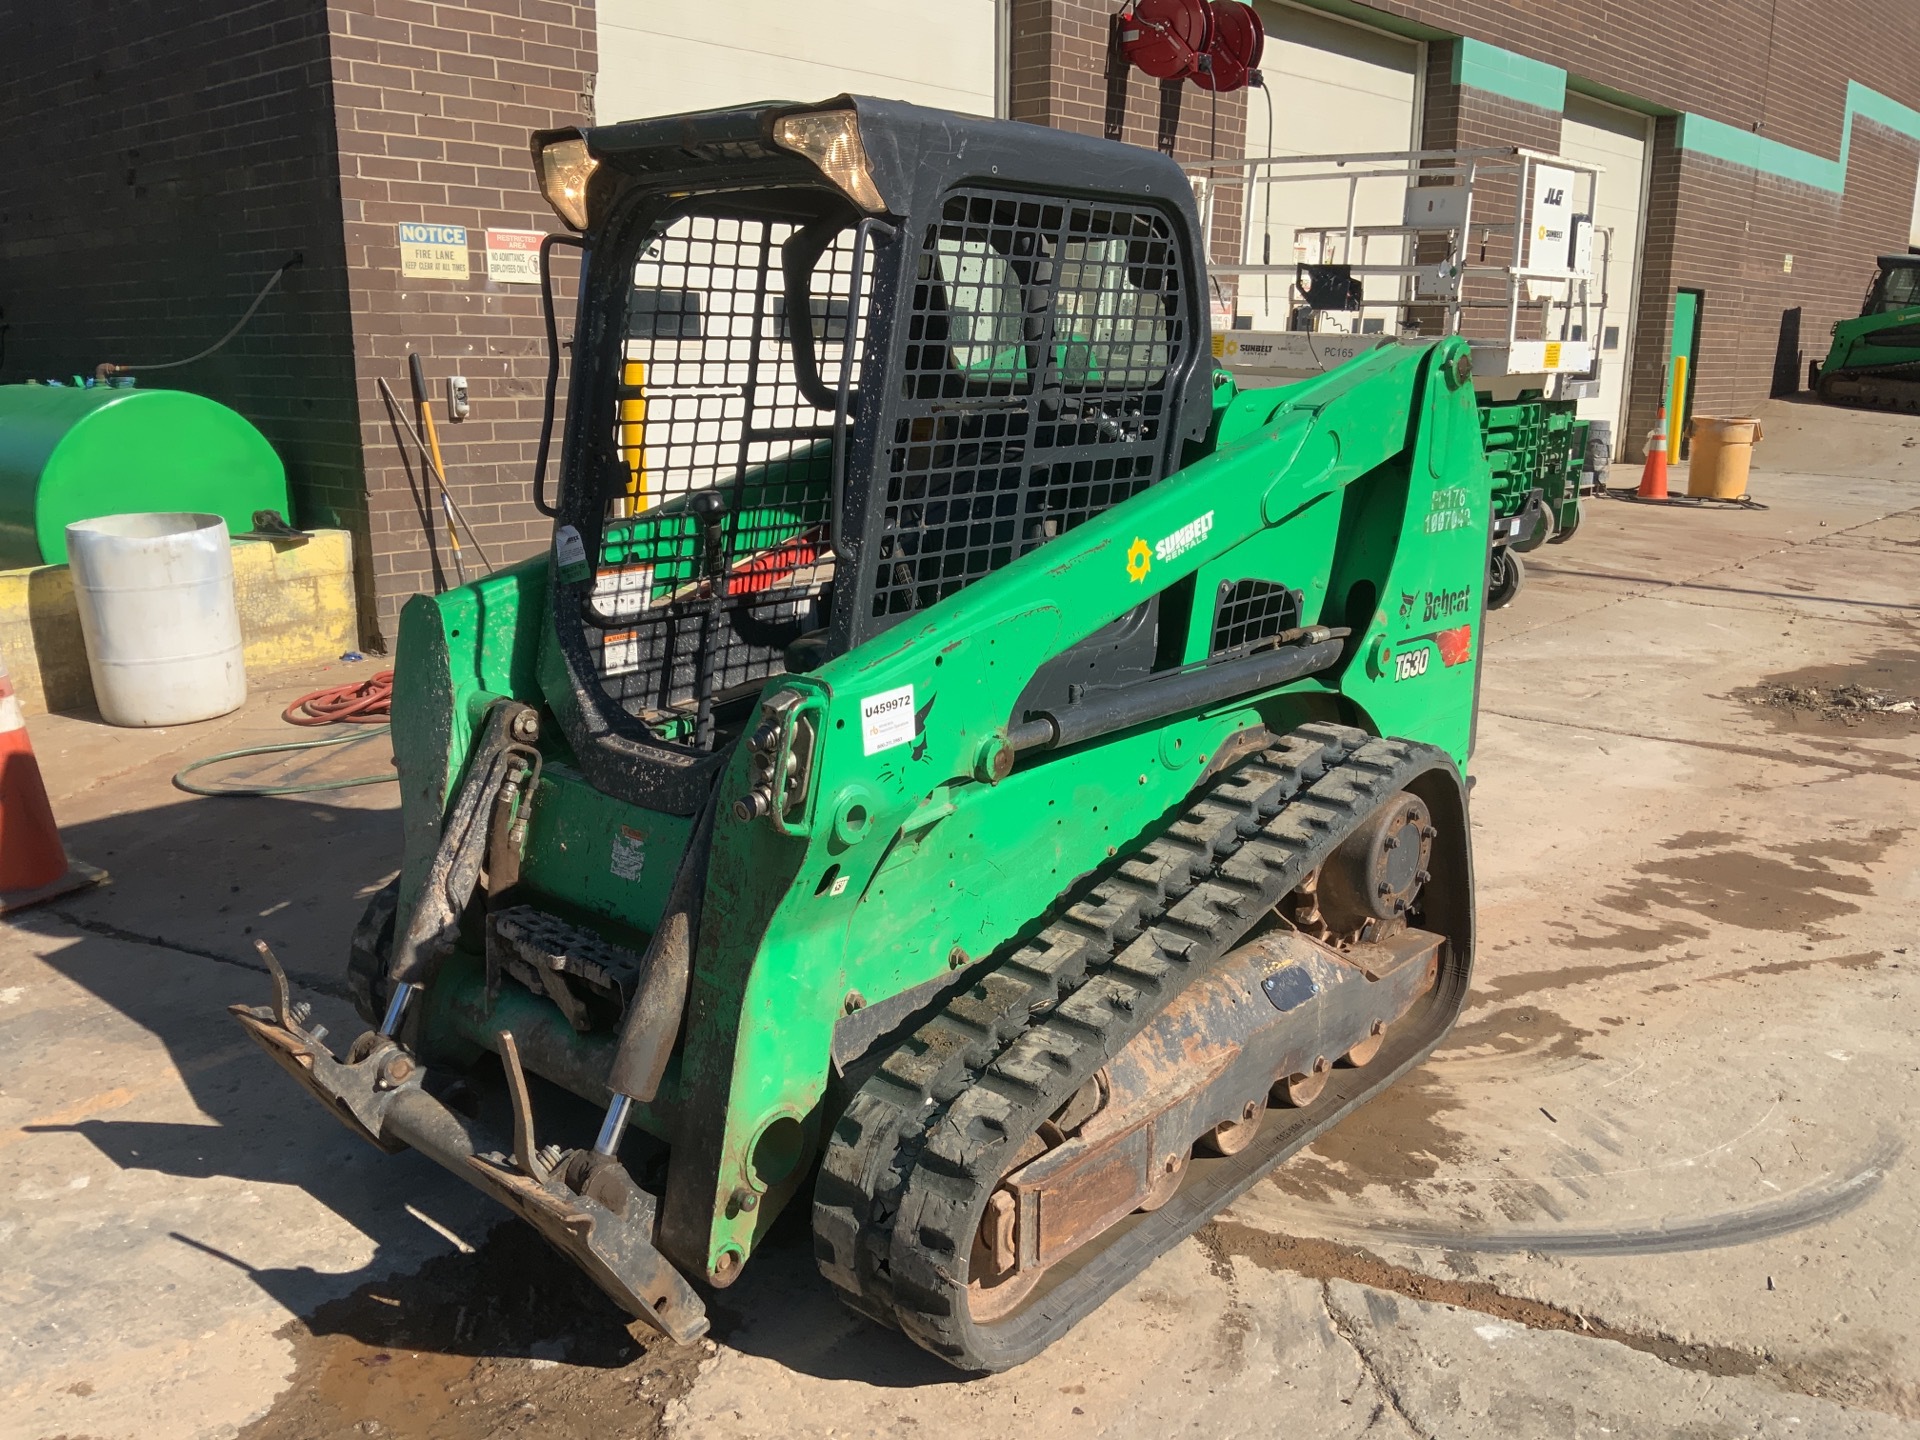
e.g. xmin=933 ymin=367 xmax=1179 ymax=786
xmin=1686 ymin=416 xmax=1764 ymax=500
xmin=66 ymin=513 xmax=247 ymax=727
xmin=0 ymin=386 xmax=289 ymax=568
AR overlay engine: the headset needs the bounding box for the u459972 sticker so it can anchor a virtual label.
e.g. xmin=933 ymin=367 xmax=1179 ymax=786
xmin=860 ymin=685 xmax=916 ymax=756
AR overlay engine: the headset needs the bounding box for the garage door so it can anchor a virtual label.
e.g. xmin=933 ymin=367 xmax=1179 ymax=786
xmin=1234 ymin=2 xmax=1422 ymax=330
xmin=1557 ymin=93 xmax=1651 ymax=449
xmin=596 ymin=0 xmax=999 ymax=128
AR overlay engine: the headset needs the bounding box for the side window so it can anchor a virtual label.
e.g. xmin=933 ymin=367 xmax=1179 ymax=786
xmin=932 ymin=235 xmax=1027 ymax=385
xmin=1053 ymin=238 xmax=1172 ymax=389
xmin=1884 ymin=266 xmax=1920 ymax=310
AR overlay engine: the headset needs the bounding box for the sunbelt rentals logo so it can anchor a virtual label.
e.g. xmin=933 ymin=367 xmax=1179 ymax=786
xmin=1128 ymin=511 xmax=1215 ymax=583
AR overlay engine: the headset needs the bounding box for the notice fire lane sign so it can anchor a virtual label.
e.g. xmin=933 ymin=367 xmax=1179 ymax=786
xmin=485 ymin=228 xmax=545 ymax=284
xmin=398 ymin=222 xmax=469 ymax=279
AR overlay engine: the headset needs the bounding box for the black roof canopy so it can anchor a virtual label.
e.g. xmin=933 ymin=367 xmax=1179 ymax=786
xmin=568 ymin=95 xmax=1199 ymax=232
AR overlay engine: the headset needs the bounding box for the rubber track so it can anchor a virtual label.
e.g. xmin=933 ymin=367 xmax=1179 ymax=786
xmin=812 ymin=723 xmax=1455 ymax=1368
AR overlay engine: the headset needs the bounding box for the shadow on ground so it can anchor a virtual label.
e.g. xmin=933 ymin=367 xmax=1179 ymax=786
xmin=15 ymin=794 xmax=962 ymax=1424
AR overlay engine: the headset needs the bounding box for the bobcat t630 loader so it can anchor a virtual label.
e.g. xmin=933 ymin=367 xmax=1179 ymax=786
xmin=234 ymin=97 xmax=1485 ymax=1372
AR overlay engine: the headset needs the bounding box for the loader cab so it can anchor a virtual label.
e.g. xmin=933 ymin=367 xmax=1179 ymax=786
xmin=534 ymin=98 xmax=1215 ymax=812
xmin=1860 ymin=255 xmax=1920 ymax=316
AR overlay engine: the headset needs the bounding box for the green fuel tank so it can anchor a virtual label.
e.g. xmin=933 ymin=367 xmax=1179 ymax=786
xmin=0 ymin=385 xmax=290 ymax=568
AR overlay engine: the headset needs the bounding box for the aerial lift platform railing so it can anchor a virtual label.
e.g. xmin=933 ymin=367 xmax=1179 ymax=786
xmin=1185 ymin=145 xmax=1609 ymax=389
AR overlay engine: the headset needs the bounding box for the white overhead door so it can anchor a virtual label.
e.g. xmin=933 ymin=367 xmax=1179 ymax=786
xmin=1557 ymin=93 xmax=1651 ymax=447
xmin=1235 ymin=2 xmax=1422 ymax=330
xmin=596 ymin=0 xmax=999 ymax=128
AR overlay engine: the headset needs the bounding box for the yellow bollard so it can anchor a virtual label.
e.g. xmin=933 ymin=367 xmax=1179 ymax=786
xmin=617 ymin=360 xmax=648 ymax=516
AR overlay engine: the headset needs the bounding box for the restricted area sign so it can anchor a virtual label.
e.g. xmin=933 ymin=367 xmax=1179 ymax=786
xmin=485 ymin=229 xmax=545 ymax=285
xmin=397 ymin=222 xmax=469 ymax=279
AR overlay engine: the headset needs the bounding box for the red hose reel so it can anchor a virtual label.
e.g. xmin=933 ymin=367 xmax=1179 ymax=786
xmin=1118 ymin=0 xmax=1264 ymax=92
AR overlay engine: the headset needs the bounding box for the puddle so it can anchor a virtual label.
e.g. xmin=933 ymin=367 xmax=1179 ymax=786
xmin=238 ymin=1222 xmax=705 ymax=1440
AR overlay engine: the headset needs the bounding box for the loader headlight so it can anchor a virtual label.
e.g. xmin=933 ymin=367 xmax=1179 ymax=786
xmin=772 ymin=109 xmax=887 ymax=213
xmin=535 ymin=133 xmax=598 ymax=230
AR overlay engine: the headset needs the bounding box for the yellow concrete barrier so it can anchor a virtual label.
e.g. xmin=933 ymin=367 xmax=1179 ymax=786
xmin=0 ymin=529 xmax=358 ymax=715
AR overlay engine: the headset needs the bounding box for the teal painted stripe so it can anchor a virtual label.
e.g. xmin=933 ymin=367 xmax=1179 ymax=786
xmin=1451 ymin=37 xmax=1566 ymax=113
xmin=1677 ymin=81 xmax=1920 ymax=192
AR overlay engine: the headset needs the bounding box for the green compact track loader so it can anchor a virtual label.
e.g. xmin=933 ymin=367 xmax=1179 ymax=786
xmin=1814 ymin=253 xmax=1920 ymax=410
xmin=234 ymin=97 xmax=1485 ymax=1372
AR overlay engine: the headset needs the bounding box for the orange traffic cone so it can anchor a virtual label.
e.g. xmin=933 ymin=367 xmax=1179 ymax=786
xmin=1636 ymin=404 xmax=1670 ymax=501
xmin=0 ymin=654 xmax=105 ymax=913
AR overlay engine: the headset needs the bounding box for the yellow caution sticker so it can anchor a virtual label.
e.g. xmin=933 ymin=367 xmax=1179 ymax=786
xmin=1544 ymin=342 xmax=1562 ymax=369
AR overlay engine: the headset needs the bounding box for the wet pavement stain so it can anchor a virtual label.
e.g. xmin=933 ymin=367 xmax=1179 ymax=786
xmin=1199 ymin=1222 xmax=1764 ymax=1379
xmin=1469 ymin=954 xmax=1687 ymax=1006
xmin=1440 ymin=1005 xmax=1597 ymax=1064
xmin=237 ymin=1223 xmax=705 ymax=1440
xmin=1564 ymin=826 xmax=1906 ymax=950
xmin=1269 ymin=1006 xmax=1594 ymax=1203
xmin=1266 ymin=1068 xmax=1468 ymax=1203
xmin=1203 ymin=1217 xmax=1920 ymax=1418
xmin=1698 ymin=949 xmax=1883 ymax=985
xmin=1737 ymin=645 xmax=1920 ymax=738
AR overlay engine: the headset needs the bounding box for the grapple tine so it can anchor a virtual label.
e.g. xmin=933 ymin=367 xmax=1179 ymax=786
xmin=254 ymin=938 xmax=296 ymax=1032
xmin=496 ymin=1030 xmax=547 ymax=1181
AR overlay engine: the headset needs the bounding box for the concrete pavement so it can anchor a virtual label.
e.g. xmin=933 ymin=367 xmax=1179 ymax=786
xmin=3 ymin=397 xmax=1917 ymax=1439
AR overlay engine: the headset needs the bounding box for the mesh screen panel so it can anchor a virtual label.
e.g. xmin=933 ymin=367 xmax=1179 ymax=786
xmin=868 ymin=190 xmax=1188 ymax=622
xmin=1211 ymin=580 xmax=1302 ymax=656
xmin=587 ymin=207 xmax=870 ymax=741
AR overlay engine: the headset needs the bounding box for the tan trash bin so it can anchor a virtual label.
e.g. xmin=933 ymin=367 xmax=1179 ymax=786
xmin=1686 ymin=416 xmax=1763 ymax=500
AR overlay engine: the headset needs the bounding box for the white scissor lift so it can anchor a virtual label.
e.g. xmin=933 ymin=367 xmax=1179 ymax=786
xmin=1187 ymin=145 xmax=1610 ymax=407
xmin=1187 ymin=146 xmax=1614 ymax=609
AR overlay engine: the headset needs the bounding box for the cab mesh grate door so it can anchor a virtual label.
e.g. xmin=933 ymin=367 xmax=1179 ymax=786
xmin=864 ymin=189 xmax=1189 ymax=626
xmin=585 ymin=208 xmax=870 ymax=741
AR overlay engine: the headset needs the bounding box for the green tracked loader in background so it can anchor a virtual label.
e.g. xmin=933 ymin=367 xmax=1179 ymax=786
xmin=234 ymin=96 xmax=1487 ymax=1372
xmin=1814 ymin=253 xmax=1920 ymax=410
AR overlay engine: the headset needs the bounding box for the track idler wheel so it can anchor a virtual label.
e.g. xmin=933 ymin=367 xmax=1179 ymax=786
xmin=1276 ymin=1058 xmax=1330 ymax=1108
xmin=968 ymin=1189 xmax=1042 ymax=1322
xmin=1198 ymin=1097 xmax=1267 ymax=1157
xmin=1340 ymin=1020 xmax=1388 ymax=1068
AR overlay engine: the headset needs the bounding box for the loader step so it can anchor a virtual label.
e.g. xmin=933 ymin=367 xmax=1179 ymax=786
xmin=486 ymin=906 xmax=643 ymax=1033
xmin=812 ymin=723 xmax=1473 ymax=1372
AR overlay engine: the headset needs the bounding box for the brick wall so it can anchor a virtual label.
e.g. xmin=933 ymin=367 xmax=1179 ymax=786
xmin=1010 ymin=0 xmax=1248 ymax=310
xmin=1363 ymin=3 xmax=1920 ymax=443
xmin=1416 ymin=43 xmax=1565 ymax=344
xmin=326 ymin=0 xmax=593 ymax=643
xmin=1623 ymin=121 xmax=1916 ymax=455
xmin=0 ymin=0 xmax=365 ymax=571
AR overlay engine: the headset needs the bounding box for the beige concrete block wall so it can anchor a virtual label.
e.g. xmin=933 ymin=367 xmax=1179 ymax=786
xmin=0 ymin=529 xmax=359 ymax=716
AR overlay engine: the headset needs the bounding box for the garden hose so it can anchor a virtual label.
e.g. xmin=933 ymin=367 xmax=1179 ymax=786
xmin=173 ymin=672 xmax=398 ymax=796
